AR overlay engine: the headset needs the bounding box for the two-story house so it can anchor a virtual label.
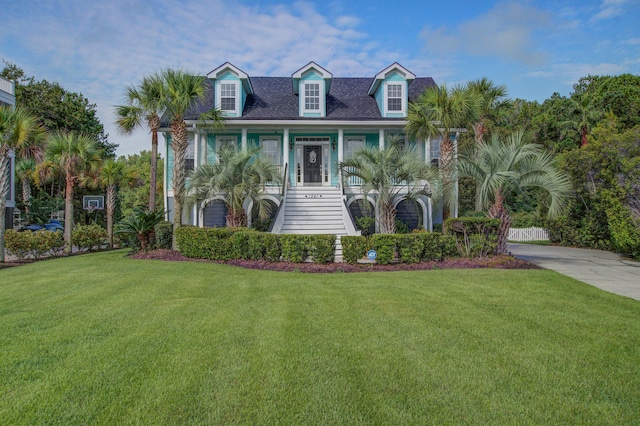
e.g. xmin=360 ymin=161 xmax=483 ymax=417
xmin=1 ymin=75 xmax=16 ymax=230
xmin=162 ymin=62 xmax=446 ymax=237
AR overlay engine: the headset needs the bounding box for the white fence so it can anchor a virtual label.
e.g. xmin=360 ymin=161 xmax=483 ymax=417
xmin=508 ymin=227 xmax=549 ymax=241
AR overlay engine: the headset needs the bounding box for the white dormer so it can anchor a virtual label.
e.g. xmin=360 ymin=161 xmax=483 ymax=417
xmin=368 ymin=63 xmax=416 ymax=118
xmin=291 ymin=62 xmax=332 ymax=118
xmin=207 ymin=62 xmax=253 ymax=117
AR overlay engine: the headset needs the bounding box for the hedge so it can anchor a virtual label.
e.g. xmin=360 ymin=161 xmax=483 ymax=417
xmin=72 ymin=224 xmax=108 ymax=253
xmin=444 ymin=217 xmax=500 ymax=258
xmin=176 ymin=227 xmax=336 ymax=264
xmin=4 ymin=229 xmax=64 ymax=260
xmin=341 ymin=233 xmax=459 ymax=264
xmin=341 ymin=236 xmax=369 ymax=264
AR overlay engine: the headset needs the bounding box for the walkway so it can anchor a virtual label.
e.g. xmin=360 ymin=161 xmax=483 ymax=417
xmin=508 ymin=243 xmax=640 ymax=301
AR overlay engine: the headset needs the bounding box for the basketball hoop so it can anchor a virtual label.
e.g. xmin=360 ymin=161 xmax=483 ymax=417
xmin=86 ymin=206 xmax=96 ymax=215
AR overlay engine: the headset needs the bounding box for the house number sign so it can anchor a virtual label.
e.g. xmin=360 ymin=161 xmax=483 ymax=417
xmin=305 ymin=194 xmax=322 ymax=199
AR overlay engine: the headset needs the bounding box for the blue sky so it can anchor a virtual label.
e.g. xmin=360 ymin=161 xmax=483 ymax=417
xmin=1 ymin=0 xmax=639 ymax=156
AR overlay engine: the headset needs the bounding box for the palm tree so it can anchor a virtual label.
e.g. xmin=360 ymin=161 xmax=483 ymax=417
xmin=115 ymin=74 xmax=164 ymax=210
xmin=188 ymin=146 xmax=281 ymax=227
xmin=159 ymin=68 xmax=224 ymax=248
xmin=457 ymin=131 xmax=572 ymax=255
xmin=45 ymin=131 xmax=102 ymax=254
xmin=0 ymin=106 xmax=44 ymax=262
xmin=406 ymin=84 xmax=481 ymax=218
xmin=563 ymin=93 xmax=599 ymax=148
xmin=339 ymin=136 xmax=439 ymax=234
xmin=99 ymin=159 xmax=138 ymax=248
xmin=15 ymin=158 xmax=37 ymax=213
xmin=466 ymin=78 xmax=510 ymax=210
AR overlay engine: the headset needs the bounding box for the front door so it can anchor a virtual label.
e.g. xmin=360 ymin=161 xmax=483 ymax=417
xmin=304 ymin=145 xmax=322 ymax=184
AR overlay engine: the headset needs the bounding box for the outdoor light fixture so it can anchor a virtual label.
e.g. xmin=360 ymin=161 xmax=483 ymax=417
xmin=331 ymin=138 xmax=336 ymax=152
xmin=289 ymin=138 xmax=293 ymax=151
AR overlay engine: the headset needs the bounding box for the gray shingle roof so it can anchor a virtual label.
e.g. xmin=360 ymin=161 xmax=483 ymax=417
xmin=177 ymin=75 xmax=437 ymax=123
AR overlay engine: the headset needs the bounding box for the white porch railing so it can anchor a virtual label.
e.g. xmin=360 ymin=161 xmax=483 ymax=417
xmin=508 ymin=227 xmax=549 ymax=241
xmin=0 ymin=76 xmax=14 ymax=95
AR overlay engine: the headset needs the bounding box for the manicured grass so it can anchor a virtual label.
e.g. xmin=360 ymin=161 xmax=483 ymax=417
xmin=1 ymin=251 xmax=639 ymax=424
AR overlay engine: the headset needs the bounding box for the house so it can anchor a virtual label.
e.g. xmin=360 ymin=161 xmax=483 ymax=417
xmin=162 ymin=62 xmax=450 ymax=237
xmin=1 ymin=75 xmax=16 ymax=230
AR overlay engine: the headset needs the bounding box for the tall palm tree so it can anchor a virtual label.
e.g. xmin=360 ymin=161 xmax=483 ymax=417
xmin=45 ymin=131 xmax=102 ymax=254
xmin=339 ymin=136 xmax=439 ymax=234
xmin=466 ymin=78 xmax=510 ymax=146
xmin=466 ymin=78 xmax=510 ymax=210
xmin=406 ymin=84 xmax=481 ymax=218
xmin=188 ymin=146 xmax=280 ymax=227
xmin=457 ymin=131 xmax=572 ymax=254
xmin=115 ymin=74 xmax=164 ymax=210
xmin=16 ymin=158 xmax=37 ymax=213
xmin=563 ymin=93 xmax=599 ymax=148
xmin=159 ymin=68 xmax=224 ymax=249
xmin=99 ymin=159 xmax=138 ymax=248
xmin=0 ymin=106 xmax=44 ymax=262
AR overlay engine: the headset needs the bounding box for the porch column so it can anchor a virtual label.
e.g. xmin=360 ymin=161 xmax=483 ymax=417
xmin=241 ymin=128 xmax=248 ymax=152
xmin=337 ymin=128 xmax=344 ymax=162
xmin=379 ymin=129 xmax=385 ymax=150
xmin=283 ymin=128 xmax=289 ymax=169
xmin=194 ymin=129 xmax=200 ymax=167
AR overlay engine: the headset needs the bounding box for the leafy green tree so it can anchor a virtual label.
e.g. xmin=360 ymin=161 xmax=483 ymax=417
xmin=99 ymin=159 xmax=138 ymax=248
xmin=339 ymin=136 xmax=439 ymax=234
xmin=573 ymin=74 xmax=640 ymax=130
xmin=188 ymin=146 xmax=280 ymax=227
xmin=563 ymin=93 xmax=601 ymax=148
xmin=406 ymin=84 xmax=481 ymax=218
xmin=1 ymin=62 xmax=115 ymax=156
xmin=115 ymin=74 xmax=164 ymax=210
xmin=45 ymin=131 xmax=102 ymax=254
xmin=0 ymin=106 xmax=44 ymax=262
xmin=159 ymin=68 xmax=224 ymax=248
xmin=458 ymin=131 xmax=572 ymax=254
xmin=117 ymin=151 xmax=164 ymax=218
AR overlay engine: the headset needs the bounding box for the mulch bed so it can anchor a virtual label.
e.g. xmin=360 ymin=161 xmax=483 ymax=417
xmin=131 ymin=249 xmax=539 ymax=272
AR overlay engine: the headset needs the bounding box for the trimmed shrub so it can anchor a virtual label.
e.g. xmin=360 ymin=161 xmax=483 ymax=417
xmin=307 ymin=235 xmax=336 ymax=264
xmin=371 ymin=234 xmax=396 ymax=265
xmin=4 ymin=229 xmax=64 ymax=260
xmin=232 ymin=231 xmax=255 ymax=260
xmin=154 ymin=221 xmax=173 ymax=250
xmin=445 ymin=217 xmax=500 ymax=258
xmin=262 ymin=234 xmax=282 ymax=262
xmin=175 ymin=226 xmax=240 ymax=260
xmin=341 ymin=236 xmax=369 ymax=264
xmin=280 ymin=235 xmax=308 ymax=263
xmin=396 ymin=234 xmax=424 ymax=263
xmin=72 ymin=224 xmax=108 ymax=253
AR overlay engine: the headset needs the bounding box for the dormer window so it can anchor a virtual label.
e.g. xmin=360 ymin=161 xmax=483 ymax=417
xmin=304 ymin=83 xmax=320 ymax=112
xmin=387 ymin=83 xmax=403 ymax=112
xmin=292 ymin=62 xmax=332 ymax=117
xmin=220 ymin=83 xmax=237 ymax=112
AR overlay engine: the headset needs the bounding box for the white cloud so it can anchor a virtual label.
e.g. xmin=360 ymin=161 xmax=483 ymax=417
xmin=419 ymin=1 xmax=551 ymax=67
xmin=591 ymin=0 xmax=631 ymax=21
xmin=2 ymin=0 xmax=409 ymax=156
xmin=525 ymin=62 xmax=627 ymax=88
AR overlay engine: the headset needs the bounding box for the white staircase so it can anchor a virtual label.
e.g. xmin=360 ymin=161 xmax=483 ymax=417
xmin=279 ymin=186 xmax=349 ymax=261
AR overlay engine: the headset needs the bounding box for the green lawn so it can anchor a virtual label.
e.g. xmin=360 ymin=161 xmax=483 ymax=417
xmin=1 ymin=251 xmax=639 ymax=424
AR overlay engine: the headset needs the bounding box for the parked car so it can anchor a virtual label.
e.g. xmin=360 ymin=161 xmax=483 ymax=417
xmin=19 ymin=220 xmax=64 ymax=232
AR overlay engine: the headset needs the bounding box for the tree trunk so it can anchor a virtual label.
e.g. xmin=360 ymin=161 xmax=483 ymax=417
xmin=488 ymin=190 xmax=512 ymax=255
xmin=581 ymin=125 xmax=588 ymax=147
xmin=171 ymin=119 xmax=188 ymax=250
xmin=22 ymin=178 xmax=32 ymax=214
xmin=64 ymin=170 xmax=74 ymax=255
xmin=378 ymin=202 xmax=396 ymax=234
xmin=149 ymin=115 xmax=160 ymax=211
xmin=0 ymin=152 xmax=9 ymax=262
xmin=106 ymin=184 xmax=116 ymax=248
xmin=226 ymin=207 xmax=247 ymax=228
xmin=439 ymin=134 xmax=455 ymax=219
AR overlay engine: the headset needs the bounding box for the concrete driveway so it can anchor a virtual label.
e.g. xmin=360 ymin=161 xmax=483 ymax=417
xmin=508 ymin=243 xmax=640 ymax=301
